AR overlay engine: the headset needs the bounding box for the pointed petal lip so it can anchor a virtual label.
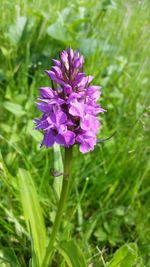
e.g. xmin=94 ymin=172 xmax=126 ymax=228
xmin=67 ymin=47 xmax=74 ymax=60
xmin=40 ymin=86 xmax=53 ymax=90
xmin=72 ymin=73 xmax=85 ymax=86
xmin=45 ymin=70 xmax=53 ymax=78
xmin=52 ymin=59 xmax=61 ymax=67
xmin=51 ymin=66 xmax=62 ymax=77
xmin=77 ymin=75 xmax=94 ymax=90
xmin=86 ymin=75 xmax=94 ymax=84
xmin=69 ymin=100 xmax=84 ymax=118
xmin=37 ymin=97 xmax=65 ymax=106
xmin=40 ymin=131 xmax=55 ymax=148
xmin=87 ymin=85 xmax=102 ymax=91
xmin=60 ymin=50 xmax=68 ymax=63
xmin=55 ymin=134 xmax=66 ymax=146
xmin=45 ymin=70 xmax=59 ymax=79
xmin=100 ymin=108 xmax=107 ymax=112
xmin=56 ymin=130 xmax=75 ymax=147
xmin=76 ymin=135 xmax=96 ymax=153
xmin=39 ymin=87 xmax=55 ymax=99
xmin=45 ymin=70 xmax=70 ymax=88
xmin=74 ymin=57 xmax=83 ymax=69
xmin=73 ymin=50 xmax=80 ymax=60
xmin=79 ymin=143 xmax=93 ymax=154
xmin=45 ymin=69 xmax=63 ymax=84
xmin=35 ymin=102 xmax=51 ymax=112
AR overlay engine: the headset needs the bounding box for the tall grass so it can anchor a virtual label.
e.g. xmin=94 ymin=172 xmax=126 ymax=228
xmin=0 ymin=0 xmax=150 ymax=266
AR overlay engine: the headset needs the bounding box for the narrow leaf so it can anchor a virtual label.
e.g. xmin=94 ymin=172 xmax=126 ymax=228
xmin=58 ymin=240 xmax=87 ymax=267
xmin=3 ymin=102 xmax=26 ymax=117
xmin=108 ymin=243 xmax=138 ymax=267
xmin=18 ymin=168 xmax=47 ymax=265
xmin=0 ymin=247 xmax=21 ymax=267
xmin=8 ymin=16 xmax=27 ymax=44
xmin=47 ymin=22 xmax=71 ymax=43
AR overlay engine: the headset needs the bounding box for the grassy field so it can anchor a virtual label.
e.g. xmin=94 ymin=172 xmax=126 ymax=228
xmin=0 ymin=0 xmax=150 ymax=266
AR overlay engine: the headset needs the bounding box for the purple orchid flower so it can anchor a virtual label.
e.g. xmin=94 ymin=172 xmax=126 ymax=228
xmin=34 ymin=48 xmax=105 ymax=153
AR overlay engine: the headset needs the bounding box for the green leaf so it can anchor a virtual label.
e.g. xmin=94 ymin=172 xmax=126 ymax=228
xmin=3 ymin=102 xmax=26 ymax=117
xmin=58 ymin=240 xmax=87 ymax=267
xmin=108 ymin=243 xmax=138 ymax=267
xmin=18 ymin=168 xmax=47 ymax=266
xmin=47 ymin=21 xmax=72 ymax=43
xmin=80 ymin=38 xmax=98 ymax=55
xmin=0 ymin=46 xmax=10 ymax=57
xmin=0 ymin=247 xmax=21 ymax=267
xmin=53 ymin=144 xmax=63 ymax=201
xmin=8 ymin=16 xmax=27 ymax=44
xmin=0 ymin=152 xmax=15 ymax=180
xmin=94 ymin=228 xmax=107 ymax=242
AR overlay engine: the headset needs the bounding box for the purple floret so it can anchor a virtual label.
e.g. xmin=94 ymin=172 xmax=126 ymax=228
xmin=34 ymin=48 xmax=105 ymax=153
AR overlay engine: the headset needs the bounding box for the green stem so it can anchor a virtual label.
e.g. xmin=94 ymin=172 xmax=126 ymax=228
xmin=41 ymin=147 xmax=73 ymax=267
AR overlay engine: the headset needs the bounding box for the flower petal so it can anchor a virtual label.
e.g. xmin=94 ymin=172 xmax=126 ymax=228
xmin=40 ymin=87 xmax=55 ymax=99
xmin=41 ymin=131 xmax=55 ymax=148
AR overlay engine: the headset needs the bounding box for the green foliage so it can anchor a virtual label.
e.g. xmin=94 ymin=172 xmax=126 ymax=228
xmin=0 ymin=0 xmax=150 ymax=266
xmin=8 ymin=16 xmax=27 ymax=45
xmin=0 ymin=247 xmax=21 ymax=267
xmin=18 ymin=169 xmax=47 ymax=266
xmin=3 ymin=102 xmax=26 ymax=117
xmin=47 ymin=21 xmax=72 ymax=44
xmin=107 ymin=243 xmax=138 ymax=267
xmin=58 ymin=240 xmax=87 ymax=267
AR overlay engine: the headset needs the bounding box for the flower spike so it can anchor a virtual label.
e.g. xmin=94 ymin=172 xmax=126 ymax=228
xmin=34 ymin=48 xmax=105 ymax=153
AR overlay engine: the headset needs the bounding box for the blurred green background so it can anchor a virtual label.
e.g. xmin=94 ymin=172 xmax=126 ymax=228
xmin=0 ymin=0 xmax=150 ymax=266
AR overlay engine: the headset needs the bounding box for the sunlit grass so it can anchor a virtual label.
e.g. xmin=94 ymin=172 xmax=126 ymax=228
xmin=0 ymin=0 xmax=150 ymax=266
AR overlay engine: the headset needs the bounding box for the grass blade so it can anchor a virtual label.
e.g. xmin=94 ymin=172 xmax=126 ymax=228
xmin=0 ymin=247 xmax=21 ymax=267
xmin=58 ymin=240 xmax=87 ymax=267
xmin=18 ymin=168 xmax=47 ymax=266
xmin=108 ymin=243 xmax=138 ymax=267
